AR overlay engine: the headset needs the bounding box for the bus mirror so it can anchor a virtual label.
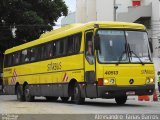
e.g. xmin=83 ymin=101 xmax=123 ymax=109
xmin=94 ymin=35 xmax=100 ymax=50
xmin=149 ymin=39 xmax=153 ymax=53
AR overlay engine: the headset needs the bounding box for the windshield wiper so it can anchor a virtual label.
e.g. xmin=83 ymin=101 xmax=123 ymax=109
xmin=129 ymin=50 xmax=144 ymax=65
xmin=126 ymin=42 xmax=144 ymax=65
xmin=116 ymin=43 xmax=145 ymax=65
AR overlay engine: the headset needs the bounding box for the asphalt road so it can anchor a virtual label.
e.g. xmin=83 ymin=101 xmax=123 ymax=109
xmin=0 ymin=95 xmax=160 ymax=114
xmin=0 ymin=95 xmax=160 ymax=120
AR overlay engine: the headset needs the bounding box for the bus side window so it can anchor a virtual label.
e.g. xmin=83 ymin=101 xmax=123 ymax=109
xmin=41 ymin=45 xmax=45 ymax=59
xmin=13 ymin=52 xmax=20 ymax=65
xmin=47 ymin=43 xmax=53 ymax=58
xmin=4 ymin=54 xmax=11 ymax=67
xmin=41 ymin=43 xmax=53 ymax=59
xmin=4 ymin=55 xmax=9 ymax=67
xmin=55 ymin=41 xmax=59 ymax=56
xmin=56 ymin=39 xmax=65 ymax=56
xmin=8 ymin=54 xmax=13 ymax=67
xmin=62 ymin=38 xmax=67 ymax=55
xmin=74 ymin=33 xmax=82 ymax=53
xmin=21 ymin=49 xmax=30 ymax=63
xmin=67 ymin=36 xmax=74 ymax=54
xmin=12 ymin=54 xmax=16 ymax=65
xmin=53 ymin=42 xmax=57 ymax=57
xmin=30 ymin=47 xmax=39 ymax=62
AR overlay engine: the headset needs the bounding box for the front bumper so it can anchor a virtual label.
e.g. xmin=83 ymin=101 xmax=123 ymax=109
xmin=98 ymin=84 xmax=155 ymax=98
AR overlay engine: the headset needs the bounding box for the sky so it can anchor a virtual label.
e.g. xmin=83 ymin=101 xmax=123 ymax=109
xmin=65 ymin=0 xmax=76 ymax=13
xmin=55 ymin=0 xmax=76 ymax=28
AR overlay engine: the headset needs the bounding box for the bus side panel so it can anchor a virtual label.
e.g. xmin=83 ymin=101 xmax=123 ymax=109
xmin=3 ymin=85 xmax=15 ymax=95
xmin=4 ymin=54 xmax=84 ymax=97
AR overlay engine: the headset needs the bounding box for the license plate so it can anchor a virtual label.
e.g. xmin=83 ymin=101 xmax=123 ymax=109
xmin=126 ymin=91 xmax=135 ymax=95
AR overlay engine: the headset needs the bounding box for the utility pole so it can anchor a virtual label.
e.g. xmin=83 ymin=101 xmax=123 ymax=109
xmin=114 ymin=0 xmax=118 ymax=21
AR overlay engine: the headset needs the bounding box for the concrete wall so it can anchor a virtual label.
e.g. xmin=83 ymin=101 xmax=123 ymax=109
xmin=117 ymin=4 xmax=152 ymax=22
xmin=116 ymin=0 xmax=132 ymax=13
xmin=142 ymin=0 xmax=153 ymax=6
xmin=75 ymin=0 xmax=114 ymax=23
xmin=61 ymin=12 xmax=76 ymax=26
xmin=96 ymin=0 xmax=114 ymax=21
xmin=76 ymin=0 xmax=86 ymax=23
xmin=86 ymin=0 xmax=96 ymax=22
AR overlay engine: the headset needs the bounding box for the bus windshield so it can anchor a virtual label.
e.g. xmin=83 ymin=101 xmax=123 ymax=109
xmin=97 ymin=29 xmax=152 ymax=63
xmin=126 ymin=31 xmax=151 ymax=63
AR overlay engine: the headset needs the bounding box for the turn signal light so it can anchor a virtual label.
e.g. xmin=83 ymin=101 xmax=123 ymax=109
xmin=110 ymin=79 xmax=115 ymax=84
xmin=98 ymin=78 xmax=103 ymax=86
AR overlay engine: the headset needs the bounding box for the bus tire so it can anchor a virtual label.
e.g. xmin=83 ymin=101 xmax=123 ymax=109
xmin=46 ymin=96 xmax=58 ymax=101
xmin=115 ymin=96 xmax=127 ymax=105
xmin=16 ymin=85 xmax=25 ymax=101
xmin=73 ymin=82 xmax=85 ymax=104
xmin=24 ymin=84 xmax=34 ymax=102
xmin=61 ymin=97 xmax=69 ymax=102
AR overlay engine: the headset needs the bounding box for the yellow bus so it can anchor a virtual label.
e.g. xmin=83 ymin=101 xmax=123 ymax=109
xmin=3 ymin=22 xmax=155 ymax=105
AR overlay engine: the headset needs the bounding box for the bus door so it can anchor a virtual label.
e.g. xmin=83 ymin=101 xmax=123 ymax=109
xmin=84 ymin=30 xmax=97 ymax=98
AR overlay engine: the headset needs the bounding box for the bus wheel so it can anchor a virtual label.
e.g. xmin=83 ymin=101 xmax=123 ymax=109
xmin=61 ymin=97 xmax=69 ymax=102
xmin=46 ymin=97 xmax=58 ymax=101
xmin=24 ymin=84 xmax=34 ymax=102
xmin=73 ymin=82 xmax=85 ymax=104
xmin=16 ymin=85 xmax=25 ymax=101
xmin=115 ymin=96 xmax=127 ymax=105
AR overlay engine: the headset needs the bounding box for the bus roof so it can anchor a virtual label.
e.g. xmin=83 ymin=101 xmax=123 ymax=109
xmin=40 ymin=24 xmax=83 ymax=38
xmin=4 ymin=21 xmax=145 ymax=54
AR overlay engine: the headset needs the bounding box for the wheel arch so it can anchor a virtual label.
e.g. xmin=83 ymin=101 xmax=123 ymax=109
xmin=23 ymin=81 xmax=28 ymax=92
xmin=15 ymin=82 xmax=20 ymax=94
xmin=68 ymin=79 xmax=77 ymax=97
xmin=15 ymin=81 xmax=28 ymax=94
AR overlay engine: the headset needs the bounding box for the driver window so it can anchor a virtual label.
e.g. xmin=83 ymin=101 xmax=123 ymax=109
xmin=85 ymin=31 xmax=94 ymax=64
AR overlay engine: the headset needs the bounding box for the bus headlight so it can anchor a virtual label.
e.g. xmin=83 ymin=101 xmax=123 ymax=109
xmin=104 ymin=79 xmax=109 ymax=85
xmin=150 ymin=78 xmax=154 ymax=83
xmin=103 ymin=78 xmax=116 ymax=85
xmin=146 ymin=78 xmax=154 ymax=84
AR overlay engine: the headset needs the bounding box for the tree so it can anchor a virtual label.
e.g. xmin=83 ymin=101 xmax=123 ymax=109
xmin=0 ymin=0 xmax=68 ymax=48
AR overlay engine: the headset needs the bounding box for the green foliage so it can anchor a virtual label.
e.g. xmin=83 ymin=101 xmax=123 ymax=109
xmin=0 ymin=0 xmax=68 ymax=48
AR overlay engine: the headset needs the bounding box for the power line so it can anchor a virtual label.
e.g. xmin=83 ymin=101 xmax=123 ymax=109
xmin=0 ymin=24 xmax=61 ymax=27
xmin=0 ymin=23 xmax=160 ymax=27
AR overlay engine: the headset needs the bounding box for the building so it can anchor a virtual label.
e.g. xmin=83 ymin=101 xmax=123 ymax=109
xmin=62 ymin=0 xmax=115 ymax=26
xmin=72 ymin=0 xmax=114 ymax=23
xmin=61 ymin=12 xmax=76 ymax=26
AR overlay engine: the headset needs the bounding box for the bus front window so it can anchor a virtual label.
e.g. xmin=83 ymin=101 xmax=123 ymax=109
xmin=97 ymin=30 xmax=129 ymax=63
xmin=97 ymin=30 xmax=152 ymax=64
xmin=126 ymin=31 xmax=152 ymax=63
